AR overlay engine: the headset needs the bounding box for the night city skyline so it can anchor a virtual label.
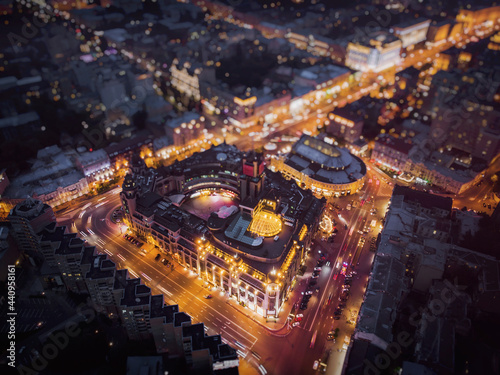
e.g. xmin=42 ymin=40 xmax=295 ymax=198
xmin=1 ymin=1 xmax=500 ymax=375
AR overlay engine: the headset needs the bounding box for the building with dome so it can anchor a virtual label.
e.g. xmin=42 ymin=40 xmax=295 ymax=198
xmin=271 ymin=135 xmax=367 ymax=197
xmin=120 ymin=142 xmax=325 ymax=318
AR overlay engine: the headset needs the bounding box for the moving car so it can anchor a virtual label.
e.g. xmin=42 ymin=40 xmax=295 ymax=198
xmin=313 ymin=360 xmax=319 ymax=370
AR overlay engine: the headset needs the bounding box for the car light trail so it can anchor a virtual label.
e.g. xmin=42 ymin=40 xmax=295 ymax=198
xmin=128 ymin=269 xmax=138 ymax=278
xmin=95 ymin=200 xmax=108 ymax=208
xmin=141 ymin=272 xmax=152 ymax=281
xmin=158 ymin=286 xmax=172 ymax=296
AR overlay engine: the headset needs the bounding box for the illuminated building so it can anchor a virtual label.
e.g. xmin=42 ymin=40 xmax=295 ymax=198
xmin=76 ymin=149 xmax=113 ymax=184
xmin=36 ymin=219 xmax=239 ymax=371
xmin=2 ymin=146 xmax=89 ymax=208
xmin=371 ymin=133 xmax=413 ymax=173
xmin=426 ymin=21 xmax=452 ymax=46
xmin=326 ymin=109 xmax=364 ymax=143
xmin=290 ymin=65 xmax=351 ymax=116
xmin=200 ymin=83 xmax=290 ymax=128
xmin=285 ymin=32 xmax=345 ymax=61
xmin=104 ymin=134 xmax=154 ymax=170
xmin=271 ymin=135 xmax=366 ymax=198
xmin=456 ymin=6 xmax=500 ymax=35
xmin=170 ymin=58 xmax=216 ymax=101
xmin=165 ymin=112 xmax=206 ymax=147
xmin=391 ymin=18 xmax=431 ymax=49
xmin=488 ymin=32 xmax=500 ymax=50
xmin=345 ymin=31 xmax=402 ymax=72
xmin=0 ymin=169 xmax=10 ymax=213
xmin=120 ymin=143 xmax=324 ymax=318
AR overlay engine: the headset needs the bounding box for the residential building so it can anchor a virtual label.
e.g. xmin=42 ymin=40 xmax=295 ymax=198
xmin=371 ymin=133 xmax=413 ymax=172
xmin=170 ymin=58 xmax=216 ymax=101
xmin=2 ymin=145 xmax=89 ymax=207
xmin=391 ymin=18 xmax=431 ymax=49
xmin=345 ymin=31 xmax=402 ymax=72
xmin=76 ymin=149 xmax=113 ymax=184
xmin=326 ymin=108 xmax=364 ymax=143
xmin=7 ymin=198 xmax=56 ymax=254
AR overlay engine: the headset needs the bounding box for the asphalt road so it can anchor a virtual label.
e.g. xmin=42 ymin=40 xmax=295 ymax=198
xmin=53 ymin=166 xmax=395 ymax=375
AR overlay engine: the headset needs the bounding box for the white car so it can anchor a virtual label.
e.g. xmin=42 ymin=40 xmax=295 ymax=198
xmin=296 ymin=314 xmax=304 ymax=318
xmin=292 ymin=322 xmax=300 ymax=327
xmin=304 ymin=290 xmax=313 ymax=295
xmin=313 ymin=360 xmax=319 ymax=370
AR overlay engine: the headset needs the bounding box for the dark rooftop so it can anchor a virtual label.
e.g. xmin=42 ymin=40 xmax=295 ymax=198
xmin=393 ymin=185 xmax=453 ymax=213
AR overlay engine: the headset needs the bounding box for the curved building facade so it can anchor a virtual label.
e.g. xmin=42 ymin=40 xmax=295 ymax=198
xmin=120 ymin=143 xmax=325 ymax=318
xmin=271 ymin=135 xmax=366 ymax=197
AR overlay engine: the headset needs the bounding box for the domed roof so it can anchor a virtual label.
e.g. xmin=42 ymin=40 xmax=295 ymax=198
xmin=217 ymin=152 xmax=227 ymax=161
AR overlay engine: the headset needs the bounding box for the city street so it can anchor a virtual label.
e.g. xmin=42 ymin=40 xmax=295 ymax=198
xmin=53 ymin=165 xmax=395 ymax=375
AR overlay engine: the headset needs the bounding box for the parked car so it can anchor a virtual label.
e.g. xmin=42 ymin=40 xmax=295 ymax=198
xmin=155 ymin=254 xmax=161 ymax=261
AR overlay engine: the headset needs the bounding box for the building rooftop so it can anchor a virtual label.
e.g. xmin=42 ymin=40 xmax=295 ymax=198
xmin=393 ymin=185 xmax=453 ymax=213
xmin=285 ymin=135 xmax=366 ymax=184
xmin=77 ymin=149 xmax=109 ymax=166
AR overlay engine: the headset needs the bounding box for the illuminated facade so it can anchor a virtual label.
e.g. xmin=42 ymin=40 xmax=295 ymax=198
xmin=285 ymin=32 xmax=344 ymax=61
xmin=120 ymin=144 xmax=324 ymax=318
xmin=456 ymin=6 xmax=500 ymax=35
xmin=391 ymin=18 xmax=431 ymax=49
xmin=346 ymin=31 xmax=402 ymax=72
xmin=170 ymin=58 xmax=215 ymax=101
xmin=371 ymin=133 xmax=412 ymax=172
xmin=76 ymin=149 xmax=113 ymax=184
xmin=326 ymin=109 xmax=364 ymax=143
xmin=164 ymin=112 xmax=206 ymax=147
xmin=271 ymin=135 xmax=366 ymax=197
